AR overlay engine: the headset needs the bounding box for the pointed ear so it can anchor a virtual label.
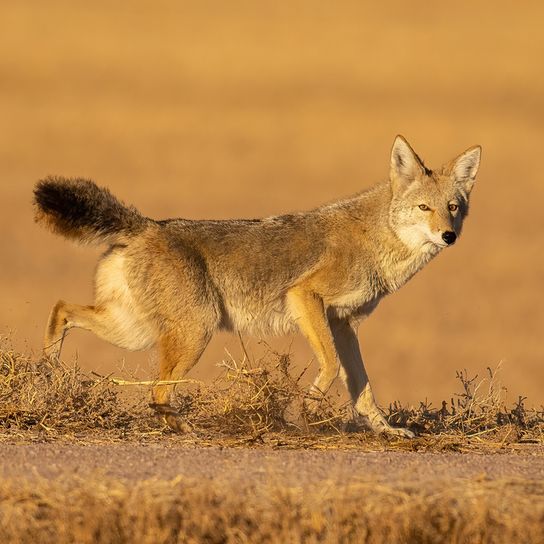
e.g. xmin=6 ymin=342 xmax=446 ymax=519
xmin=444 ymin=145 xmax=481 ymax=194
xmin=390 ymin=135 xmax=426 ymax=192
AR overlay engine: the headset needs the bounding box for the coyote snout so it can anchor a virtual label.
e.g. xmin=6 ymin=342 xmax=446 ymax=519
xmin=442 ymin=231 xmax=457 ymax=245
xmin=34 ymin=135 xmax=481 ymax=438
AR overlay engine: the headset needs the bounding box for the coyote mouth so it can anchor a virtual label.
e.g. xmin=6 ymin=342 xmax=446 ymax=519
xmin=422 ymin=239 xmax=446 ymax=252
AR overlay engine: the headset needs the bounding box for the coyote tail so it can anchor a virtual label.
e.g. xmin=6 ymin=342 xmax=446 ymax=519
xmin=34 ymin=176 xmax=148 ymax=244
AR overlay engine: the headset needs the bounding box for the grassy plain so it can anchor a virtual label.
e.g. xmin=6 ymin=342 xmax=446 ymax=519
xmin=1 ymin=2 xmax=544 ymax=542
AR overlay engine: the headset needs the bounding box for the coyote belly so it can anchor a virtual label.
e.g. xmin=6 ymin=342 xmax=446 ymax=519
xmin=34 ymin=135 xmax=481 ymax=438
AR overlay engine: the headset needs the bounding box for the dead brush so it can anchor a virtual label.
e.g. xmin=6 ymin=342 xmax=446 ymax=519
xmin=170 ymin=344 xmax=346 ymax=437
xmin=387 ymin=365 xmax=544 ymax=442
xmin=0 ymin=341 xmax=140 ymax=434
xmin=1 ymin=338 xmax=542 ymax=445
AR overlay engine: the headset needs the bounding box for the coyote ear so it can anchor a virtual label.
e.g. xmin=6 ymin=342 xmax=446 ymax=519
xmin=445 ymin=145 xmax=481 ymax=194
xmin=390 ymin=135 xmax=426 ymax=192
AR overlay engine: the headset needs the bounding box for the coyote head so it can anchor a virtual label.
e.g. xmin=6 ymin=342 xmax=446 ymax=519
xmin=388 ymin=135 xmax=481 ymax=253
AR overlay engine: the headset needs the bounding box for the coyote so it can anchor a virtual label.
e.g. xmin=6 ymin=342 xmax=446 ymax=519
xmin=34 ymin=136 xmax=481 ymax=437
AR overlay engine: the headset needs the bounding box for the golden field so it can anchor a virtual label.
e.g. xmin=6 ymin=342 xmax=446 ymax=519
xmin=1 ymin=0 xmax=543 ymax=407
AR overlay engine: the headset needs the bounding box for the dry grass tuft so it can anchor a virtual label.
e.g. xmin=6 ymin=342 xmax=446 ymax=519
xmin=172 ymin=346 xmax=346 ymax=438
xmin=1 ymin=340 xmax=543 ymax=542
xmin=387 ymin=366 xmax=544 ymax=444
xmin=0 ymin=339 xmax=542 ymax=447
xmin=0 ymin=343 xmax=154 ymax=436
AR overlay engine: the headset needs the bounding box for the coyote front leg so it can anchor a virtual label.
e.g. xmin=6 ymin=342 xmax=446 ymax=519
xmin=331 ymin=318 xmax=414 ymax=438
xmin=287 ymin=287 xmax=340 ymax=408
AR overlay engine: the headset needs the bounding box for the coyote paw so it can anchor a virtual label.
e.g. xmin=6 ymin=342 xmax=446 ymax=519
xmin=303 ymin=397 xmax=320 ymax=415
xmin=303 ymin=387 xmax=329 ymax=415
xmin=381 ymin=425 xmax=415 ymax=439
xmin=370 ymin=421 xmax=415 ymax=439
xmin=149 ymin=403 xmax=192 ymax=434
xmin=360 ymin=411 xmax=415 ymax=439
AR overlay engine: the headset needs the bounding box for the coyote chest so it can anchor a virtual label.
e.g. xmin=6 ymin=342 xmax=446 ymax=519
xmin=326 ymin=289 xmax=383 ymax=320
xmin=322 ymin=248 xmax=435 ymax=320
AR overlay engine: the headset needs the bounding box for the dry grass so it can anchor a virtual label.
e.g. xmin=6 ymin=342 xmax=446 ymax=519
xmin=1 ymin=339 xmax=542 ymax=449
xmin=0 ymin=473 xmax=543 ymax=543
xmin=1 ymin=340 xmax=543 ymax=542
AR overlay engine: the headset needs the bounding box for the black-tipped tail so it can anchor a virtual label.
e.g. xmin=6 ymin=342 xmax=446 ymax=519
xmin=34 ymin=176 xmax=147 ymax=244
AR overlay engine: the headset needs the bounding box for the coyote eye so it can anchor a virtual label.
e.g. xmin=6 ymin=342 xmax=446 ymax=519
xmin=418 ymin=204 xmax=430 ymax=211
xmin=448 ymin=203 xmax=458 ymax=212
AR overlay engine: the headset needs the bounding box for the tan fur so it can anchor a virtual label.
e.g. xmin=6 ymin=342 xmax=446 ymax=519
xmin=38 ymin=135 xmax=481 ymax=438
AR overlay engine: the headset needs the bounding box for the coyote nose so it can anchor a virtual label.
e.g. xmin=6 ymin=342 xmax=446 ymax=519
xmin=442 ymin=231 xmax=457 ymax=245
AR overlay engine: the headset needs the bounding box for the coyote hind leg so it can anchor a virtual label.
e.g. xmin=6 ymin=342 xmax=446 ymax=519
xmin=44 ymin=300 xmax=71 ymax=358
xmin=43 ymin=300 xmax=154 ymax=359
xmin=151 ymin=329 xmax=211 ymax=433
xmin=44 ymin=300 xmax=113 ymax=359
xmin=44 ymin=300 xmax=112 ymax=358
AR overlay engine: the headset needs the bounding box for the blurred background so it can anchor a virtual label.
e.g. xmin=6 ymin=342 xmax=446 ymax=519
xmin=1 ymin=1 xmax=543 ymax=406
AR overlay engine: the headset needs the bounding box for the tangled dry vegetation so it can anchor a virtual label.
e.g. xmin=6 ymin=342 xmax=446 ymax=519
xmin=1 ymin=340 xmax=543 ymax=543
xmin=0 ymin=339 xmax=542 ymax=449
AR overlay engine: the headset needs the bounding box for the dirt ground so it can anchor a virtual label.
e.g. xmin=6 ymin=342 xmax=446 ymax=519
xmin=1 ymin=344 xmax=543 ymax=541
xmin=1 ymin=442 xmax=543 ymax=484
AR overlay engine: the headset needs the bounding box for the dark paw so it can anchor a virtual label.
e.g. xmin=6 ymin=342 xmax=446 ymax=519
xmin=149 ymin=403 xmax=192 ymax=433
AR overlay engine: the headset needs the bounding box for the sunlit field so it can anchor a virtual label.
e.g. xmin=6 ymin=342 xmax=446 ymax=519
xmin=2 ymin=2 xmax=543 ymax=406
xmin=1 ymin=2 xmax=543 ymax=541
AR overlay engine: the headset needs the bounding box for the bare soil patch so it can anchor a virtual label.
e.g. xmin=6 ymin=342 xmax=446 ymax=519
xmin=1 ymin=442 xmax=543 ymax=483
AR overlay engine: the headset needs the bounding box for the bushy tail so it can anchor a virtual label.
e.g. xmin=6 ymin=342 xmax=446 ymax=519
xmin=34 ymin=176 xmax=148 ymax=244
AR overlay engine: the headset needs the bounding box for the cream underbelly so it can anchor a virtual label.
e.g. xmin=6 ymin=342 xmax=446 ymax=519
xmin=221 ymin=288 xmax=382 ymax=335
xmin=221 ymin=299 xmax=297 ymax=336
xmin=326 ymin=289 xmax=383 ymax=320
xmin=327 ymin=289 xmax=367 ymax=308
